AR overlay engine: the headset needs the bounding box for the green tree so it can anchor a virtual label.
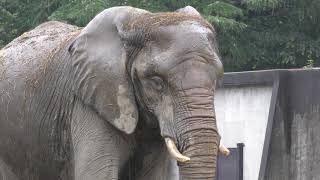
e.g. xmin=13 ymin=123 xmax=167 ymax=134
xmin=0 ymin=0 xmax=19 ymax=47
xmin=49 ymin=0 xmax=107 ymax=26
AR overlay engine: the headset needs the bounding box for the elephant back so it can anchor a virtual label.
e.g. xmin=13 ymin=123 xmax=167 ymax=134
xmin=0 ymin=21 xmax=80 ymax=84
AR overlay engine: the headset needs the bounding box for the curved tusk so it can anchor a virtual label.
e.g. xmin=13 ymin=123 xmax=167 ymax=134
xmin=165 ymin=138 xmax=191 ymax=162
xmin=219 ymin=143 xmax=230 ymax=156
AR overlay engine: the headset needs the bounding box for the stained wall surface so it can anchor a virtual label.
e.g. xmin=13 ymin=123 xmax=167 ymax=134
xmin=215 ymin=86 xmax=273 ymax=180
xmin=264 ymin=69 xmax=320 ymax=180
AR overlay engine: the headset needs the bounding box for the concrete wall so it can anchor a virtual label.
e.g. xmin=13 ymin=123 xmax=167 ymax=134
xmin=215 ymin=86 xmax=273 ymax=180
xmin=215 ymin=68 xmax=320 ymax=180
xmin=263 ymin=69 xmax=320 ymax=180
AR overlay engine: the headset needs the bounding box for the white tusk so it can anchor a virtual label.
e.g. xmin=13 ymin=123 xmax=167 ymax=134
xmin=165 ymin=138 xmax=191 ymax=162
xmin=219 ymin=143 xmax=230 ymax=156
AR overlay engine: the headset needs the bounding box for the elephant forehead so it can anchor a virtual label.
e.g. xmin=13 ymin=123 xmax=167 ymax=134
xmin=124 ymin=12 xmax=212 ymax=31
xmin=175 ymin=21 xmax=214 ymax=34
xmin=146 ymin=29 xmax=216 ymax=75
xmin=153 ymin=22 xmax=214 ymax=55
xmin=163 ymin=23 xmax=214 ymax=45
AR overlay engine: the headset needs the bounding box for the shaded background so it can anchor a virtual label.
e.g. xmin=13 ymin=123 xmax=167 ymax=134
xmin=1 ymin=0 xmax=319 ymax=72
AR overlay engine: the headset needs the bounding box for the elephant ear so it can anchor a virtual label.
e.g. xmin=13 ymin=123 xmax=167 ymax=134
xmin=68 ymin=7 xmax=148 ymax=134
xmin=175 ymin=6 xmax=201 ymax=16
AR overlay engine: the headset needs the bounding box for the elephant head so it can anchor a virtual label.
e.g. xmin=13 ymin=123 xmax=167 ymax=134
xmin=68 ymin=6 xmax=223 ymax=180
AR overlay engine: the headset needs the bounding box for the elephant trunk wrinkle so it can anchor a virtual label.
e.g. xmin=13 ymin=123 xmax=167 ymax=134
xmin=175 ymin=116 xmax=218 ymax=139
xmin=171 ymin=92 xmax=219 ymax=180
xmin=171 ymin=118 xmax=219 ymax=179
xmin=177 ymin=130 xmax=219 ymax=180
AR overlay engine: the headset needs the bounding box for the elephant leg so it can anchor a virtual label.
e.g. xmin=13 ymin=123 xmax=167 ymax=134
xmin=71 ymin=100 xmax=133 ymax=180
xmin=135 ymin=141 xmax=177 ymax=180
xmin=0 ymin=158 xmax=19 ymax=180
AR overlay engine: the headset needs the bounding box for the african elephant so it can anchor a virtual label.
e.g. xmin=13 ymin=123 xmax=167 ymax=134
xmin=0 ymin=6 xmax=226 ymax=180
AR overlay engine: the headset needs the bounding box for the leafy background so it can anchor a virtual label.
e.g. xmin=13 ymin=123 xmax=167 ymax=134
xmin=1 ymin=0 xmax=319 ymax=72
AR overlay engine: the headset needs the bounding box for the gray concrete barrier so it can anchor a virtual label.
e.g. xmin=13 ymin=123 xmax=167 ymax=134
xmin=215 ymin=68 xmax=320 ymax=180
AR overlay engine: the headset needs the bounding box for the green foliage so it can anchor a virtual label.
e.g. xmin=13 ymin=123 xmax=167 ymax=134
xmin=222 ymin=0 xmax=320 ymax=71
xmin=1 ymin=0 xmax=319 ymax=71
xmin=206 ymin=16 xmax=247 ymax=34
xmin=247 ymin=0 xmax=283 ymax=12
xmin=0 ymin=6 xmax=17 ymax=47
xmin=0 ymin=0 xmax=65 ymax=48
xmin=204 ymin=1 xmax=244 ymax=18
xmin=303 ymin=59 xmax=314 ymax=69
xmin=49 ymin=0 xmax=107 ymax=26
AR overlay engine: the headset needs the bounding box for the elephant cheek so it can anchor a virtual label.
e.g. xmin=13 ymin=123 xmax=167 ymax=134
xmin=156 ymin=95 xmax=175 ymax=138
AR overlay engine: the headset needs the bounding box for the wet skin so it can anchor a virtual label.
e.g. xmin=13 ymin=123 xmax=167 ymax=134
xmin=0 ymin=6 xmax=223 ymax=180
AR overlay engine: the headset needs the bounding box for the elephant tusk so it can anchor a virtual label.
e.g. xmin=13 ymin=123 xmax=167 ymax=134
xmin=219 ymin=143 xmax=230 ymax=156
xmin=165 ymin=138 xmax=191 ymax=163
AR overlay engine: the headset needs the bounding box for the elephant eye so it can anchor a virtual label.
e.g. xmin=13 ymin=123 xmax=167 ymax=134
xmin=149 ymin=76 xmax=164 ymax=91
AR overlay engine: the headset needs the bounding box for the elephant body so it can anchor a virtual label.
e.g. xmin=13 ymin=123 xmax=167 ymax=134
xmin=0 ymin=6 xmax=223 ymax=180
xmin=0 ymin=21 xmax=78 ymax=179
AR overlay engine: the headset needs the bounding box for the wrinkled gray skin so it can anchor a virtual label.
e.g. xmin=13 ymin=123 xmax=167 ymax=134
xmin=0 ymin=6 xmax=223 ymax=180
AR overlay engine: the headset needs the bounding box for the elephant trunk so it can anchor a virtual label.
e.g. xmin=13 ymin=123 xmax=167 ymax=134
xmin=167 ymin=87 xmax=220 ymax=180
xmin=178 ymin=125 xmax=219 ymax=180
